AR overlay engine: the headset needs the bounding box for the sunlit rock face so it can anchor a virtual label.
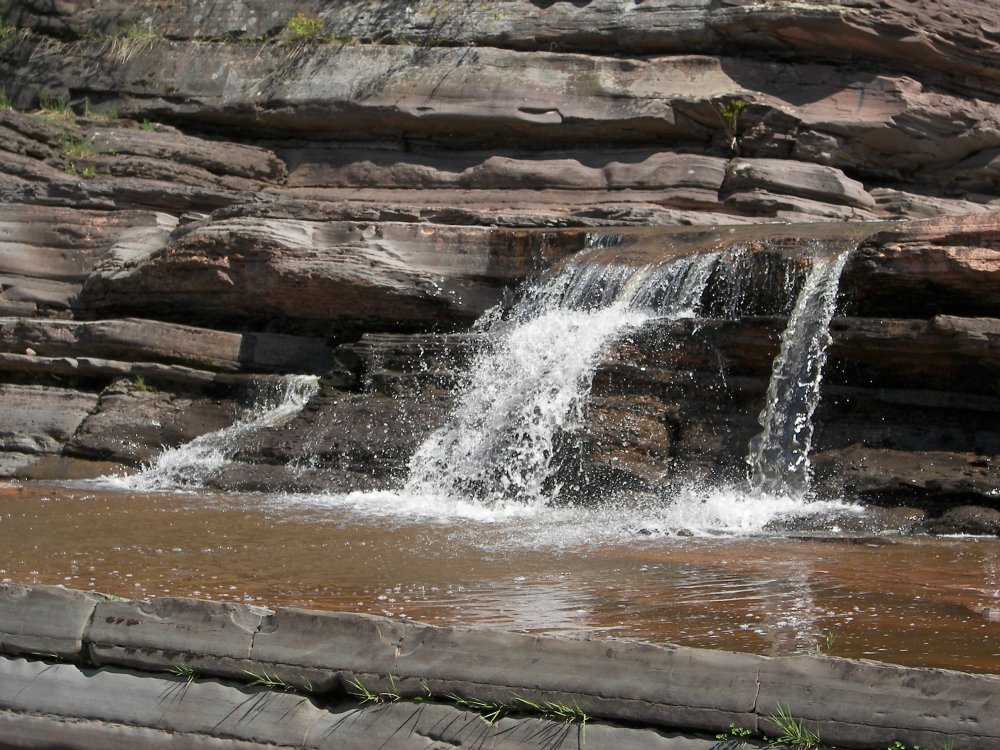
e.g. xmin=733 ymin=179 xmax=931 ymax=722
xmin=1 ymin=0 xmax=1000 ymax=527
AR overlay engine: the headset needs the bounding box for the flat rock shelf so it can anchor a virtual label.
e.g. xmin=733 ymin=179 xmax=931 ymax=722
xmin=0 ymin=583 xmax=996 ymax=750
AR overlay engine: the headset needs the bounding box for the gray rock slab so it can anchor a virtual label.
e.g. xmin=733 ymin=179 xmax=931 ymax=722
xmin=251 ymin=608 xmax=404 ymax=676
xmin=250 ymin=608 xmax=762 ymax=732
xmin=0 ymin=656 xmax=730 ymax=750
xmin=0 ymin=583 xmax=106 ymax=660
xmin=0 ymin=657 xmax=330 ymax=747
xmin=0 ymin=384 xmax=99 ymax=454
xmin=87 ymin=596 xmax=273 ymax=676
xmin=757 ymin=654 xmax=1000 ymax=749
xmin=0 ymin=710 xmax=295 ymax=750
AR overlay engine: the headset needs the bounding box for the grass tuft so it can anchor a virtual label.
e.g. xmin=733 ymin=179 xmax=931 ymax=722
xmin=167 ymin=664 xmax=198 ymax=685
xmin=61 ymin=136 xmax=94 ymax=157
xmin=447 ymin=693 xmax=510 ymax=724
xmin=38 ymin=93 xmax=71 ymax=118
xmin=242 ymin=667 xmax=295 ymax=691
xmin=109 ymin=22 xmax=160 ymax=64
xmin=285 ymin=12 xmax=326 ymax=42
xmin=347 ymin=676 xmax=401 ymax=705
xmin=766 ymin=703 xmax=820 ymax=749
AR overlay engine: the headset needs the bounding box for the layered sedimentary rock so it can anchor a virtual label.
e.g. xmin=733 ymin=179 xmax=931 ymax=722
xmin=1 ymin=0 xmax=999 ymax=530
xmin=1 ymin=583 xmax=998 ymax=750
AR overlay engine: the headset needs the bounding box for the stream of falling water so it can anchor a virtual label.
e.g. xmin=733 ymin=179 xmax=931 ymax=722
xmin=35 ymin=244 xmax=1000 ymax=670
xmin=117 ymin=375 xmax=320 ymax=491
xmin=747 ymin=251 xmax=851 ymax=497
xmin=403 ymin=253 xmax=720 ymax=507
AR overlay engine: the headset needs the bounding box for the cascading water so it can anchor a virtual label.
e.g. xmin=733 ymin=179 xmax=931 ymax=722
xmin=746 ymin=251 xmax=851 ymax=498
xmin=403 ymin=252 xmax=720 ymax=507
xmin=117 ymin=375 xmax=320 ymax=491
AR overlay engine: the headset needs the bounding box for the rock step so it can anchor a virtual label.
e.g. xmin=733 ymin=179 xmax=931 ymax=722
xmin=4 ymin=37 xmax=1000 ymax=189
xmin=5 ymin=0 xmax=998 ymax=93
xmin=0 ymin=583 xmax=996 ymax=749
xmin=0 ymin=317 xmax=336 ymax=375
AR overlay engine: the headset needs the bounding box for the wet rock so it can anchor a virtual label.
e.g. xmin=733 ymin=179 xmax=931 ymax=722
xmin=773 ymin=506 xmax=927 ymax=536
xmin=62 ymin=382 xmax=236 ymax=466
xmin=584 ymin=395 xmax=677 ymax=491
xmin=926 ymin=505 xmax=1000 ymax=535
xmin=223 ymin=389 xmax=454 ymax=493
xmin=1 ymin=0 xmax=1000 ymax=508
xmin=810 ymin=445 xmax=1000 ymax=508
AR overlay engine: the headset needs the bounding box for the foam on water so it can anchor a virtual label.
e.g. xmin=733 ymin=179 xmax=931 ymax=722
xmin=276 ymin=483 xmax=861 ymax=550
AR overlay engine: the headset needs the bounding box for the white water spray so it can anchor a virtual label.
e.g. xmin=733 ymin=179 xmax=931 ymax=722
xmin=404 ymin=253 xmax=720 ymax=506
xmin=119 ymin=375 xmax=319 ymax=491
xmin=746 ymin=251 xmax=851 ymax=498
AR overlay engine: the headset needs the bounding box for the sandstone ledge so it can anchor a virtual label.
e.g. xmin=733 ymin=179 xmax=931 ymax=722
xmin=0 ymin=583 xmax=996 ymax=749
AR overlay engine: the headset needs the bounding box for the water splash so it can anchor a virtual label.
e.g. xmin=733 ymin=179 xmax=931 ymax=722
xmin=118 ymin=375 xmax=319 ymax=491
xmin=746 ymin=251 xmax=851 ymax=497
xmin=403 ymin=253 xmax=720 ymax=507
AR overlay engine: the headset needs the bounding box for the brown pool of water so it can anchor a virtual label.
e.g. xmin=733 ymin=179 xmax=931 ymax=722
xmin=2 ymin=480 xmax=999 ymax=674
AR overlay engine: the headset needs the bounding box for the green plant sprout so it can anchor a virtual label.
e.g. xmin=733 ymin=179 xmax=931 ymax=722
xmin=513 ymin=694 xmax=589 ymax=724
xmin=167 ymin=664 xmax=199 ymax=685
xmin=109 ymin=22 xmax=159 ymax=64
xmin=766 ymin=703 xmax=820 ymax=749
xmin=346 ymin=676 xmax=400 ymax=704
xmin=886 ymin=740 xmax=956 ymax=750
xmin=38 ymin=93 xmax=71 ymax=118
xmin=816 ymin=629 xmax=838 ymax=655
xmin=61 ymin=136 xmax=94 ymax=157
xmin=714 ymin=97 xmax=747 ymax=155
xmin=122 ymin=22 xmax=158 ymax=42
xmin=716 ymin=723 xmax=753 ymax=740
xmin=242 ymin=667 xmax=294 ymax=691
xmin=285 ymin=12 xmax=326 ymax=41
xmin=447 ymin=693 xmax=511 ymax=724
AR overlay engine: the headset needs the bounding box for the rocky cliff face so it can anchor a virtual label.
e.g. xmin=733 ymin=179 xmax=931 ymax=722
xmin=2 ymin=0 xmax=1000 ymax=532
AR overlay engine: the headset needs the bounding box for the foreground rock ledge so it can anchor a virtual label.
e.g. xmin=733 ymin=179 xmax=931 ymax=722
xmin=0 ymin=584 xmax=996 ymax=750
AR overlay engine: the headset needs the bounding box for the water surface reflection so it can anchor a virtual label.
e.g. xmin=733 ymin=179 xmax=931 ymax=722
xmin=2 ymin=481 xmax=998 ymax=674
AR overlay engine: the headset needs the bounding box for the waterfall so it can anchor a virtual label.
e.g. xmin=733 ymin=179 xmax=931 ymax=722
xmin=120 ymin=375 xmax=320 ymax=491
xmin=403 ymin=252 xmax=720 ymax=506
xmin=746 ymin=251 xmax=850 ymax=498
